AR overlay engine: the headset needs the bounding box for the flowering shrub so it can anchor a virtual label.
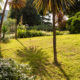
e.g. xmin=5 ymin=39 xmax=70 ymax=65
xmin=0 ymin=58 xmax=35 ymax=80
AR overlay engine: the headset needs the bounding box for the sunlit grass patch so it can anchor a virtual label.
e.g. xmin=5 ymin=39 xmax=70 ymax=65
xmin=1 ymin=34 xmax=80 ymax=80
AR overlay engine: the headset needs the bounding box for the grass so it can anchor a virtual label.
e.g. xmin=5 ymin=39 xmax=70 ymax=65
xmin=1 ymin=34 xmax=80 ymax=80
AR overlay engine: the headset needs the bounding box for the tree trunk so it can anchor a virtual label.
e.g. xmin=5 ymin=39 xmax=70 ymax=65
xmin=15 ymin=10 xmax=18 ymax=39
xmin=15 ymin=23 xmax=17 ymax=39
xmin=52 ymin=0 xmax=58 ymax=64
xmin=0 ymin=0 xmax=8 ymax=41
xmin=0 ymin=24 xmax=1 ymax=41
xmin=3 ymin=32 xmax=5 ymax=39
xmin=0 ymin=24 xmax=2 ymax=57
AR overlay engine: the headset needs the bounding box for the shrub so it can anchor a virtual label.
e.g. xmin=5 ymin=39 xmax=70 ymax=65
xmin=56 ymin=30 xmax=63 ymax=35
xmin=66 ymin=16 xmax=75 ymax=31
xmin=3 ymin=18 xmax=16 ymax=33
xmin=66 ymin=11 xmax=80 ymax=34
xmin=29 ymin=24 xmax=53 ymax=31
xmin=56 ymin=30 xmax=69 ymax=35
xmin=17 ymin=30 xmax=49 ymax=38
xmin=0 ymin=58 xmax=35 ymax=80
xmin=75 ymin=11 xmax=80 ymax=17
xmin=18 ymin=29 xmax=27 ymax=38
xmin=2 ymin=26 xmax=8 ymax=39
xmin=71 ymin=18 xmax=80 ymax=33
xmin=17 ymin=24 xmax=27 ymax=30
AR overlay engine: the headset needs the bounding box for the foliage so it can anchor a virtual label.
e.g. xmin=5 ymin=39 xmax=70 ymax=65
xmin=0 ymin=58 xmax=35 ymax=80
xmin=18 ymin=29 xmax=26 ymax=38
xmin=16 ymin=46 xmax=50 ymax=79
xmin=56 ymin=30 xmax=69 ymax=35
xmin=9 ymin=0 xmax=26 ymax=9
xmin=67 ymin=11 xmax=80 ymax=34
xmin=9 ymin=0 xmax=41 ymax=26
xmin=33 ymin=0 xmax=74 ymax=14
xmin=2 ymin=26 xmax=7 ymax=34
xmin=3 ymin=18 xmax=16 ymax=33
xmin=75 ymin=11 xmax=80 ymax=17
xmin=9 ymin=9 xmax=22 ymax=24
xmin=9 ymin=0 xmax=26 ymax=25
xmin=18 ymin=24 xmax=27 ymax=30
xmin=17 ymin=29 xmax=49 ymax=38
xmin=2 ymin=26 xmax=8 ymax=38
xmin=66 ymin=0 xmax=80 ymax=17
xmin=29 ymin=24 xmax=53 ymax=31
xmin=66 ymin=17 xmax=74 ymax=31
xmin=71 ymin=18 xmax=80 ymax=33
xmin=3 ymin=18 xmax=16 ymax=27
xmin=22 ymin=0 xmax=41 ymax=26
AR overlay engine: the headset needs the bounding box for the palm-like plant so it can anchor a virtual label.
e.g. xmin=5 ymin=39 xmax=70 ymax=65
xmin=33 ymin=0 xmax=75 ymax=64
xmin=9 ymin=0 xmax=26 ymax=39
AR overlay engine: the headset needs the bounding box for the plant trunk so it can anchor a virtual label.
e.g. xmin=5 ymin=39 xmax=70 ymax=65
xmin=15 ymin=23 xmax=17 ymax=39
xmin=52 ymin=0 xmax=58 ymax=64
xmin=0 ymin=24 xmax=1 ymax=41
xmin=3 ymin=32 xmax=5 ymax=39
xmin=0 ymin=24 xmax=1 ymax=57
xmin=15 ymin=10 xmax=18 ymax=39
xmin=0 ymin=0 xmax=8 ymax=42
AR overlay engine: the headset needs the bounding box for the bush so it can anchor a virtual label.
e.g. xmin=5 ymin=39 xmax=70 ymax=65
xmin=2 ymin=26 xmax=8 ymax=39
xmin=17 ymin=29 xmax=27 ymax=38
xmin=56 ymin=30 xmax=69 ymax=35
xmin=0 ymin=58 xmax=35 ymax=80
xmin=17 ymin=30 xmax=49 ymax=38
xmin=75 ymin=11 xmax=80 ymax=17
xmin=3 ymin=18 xmax=16 ymax=33
xmin=17 ymin=24 xmax=27 ymax=30
xmin=29 ymin=24 xmax=53 ymax=31
xmin=66 ymin=17 xmax=74 ymax=31
xmin=66 ymin=11 xmax=80 ymax=34
xmin=71 ymin=18 xmax=80 ymax=33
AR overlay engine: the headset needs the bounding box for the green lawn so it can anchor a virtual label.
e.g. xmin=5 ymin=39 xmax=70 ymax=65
xmin=1 ymin=34 xmax=80 ymax=80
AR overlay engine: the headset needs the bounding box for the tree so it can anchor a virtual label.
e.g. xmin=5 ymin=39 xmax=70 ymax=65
xmin=34 ymin=0 xmax=75 ymax=64
xmin=10 ymin=0 xmax=41 ymax=26
xmin=9 ymin=0 xmax=26 ymax=39
xmin=22 ymin=0 xmax=41 ymax=26
xmin=66 ymin=0 xmax=80 ymax=17
xmin=0 ymin=0 xmax=8 ymax=41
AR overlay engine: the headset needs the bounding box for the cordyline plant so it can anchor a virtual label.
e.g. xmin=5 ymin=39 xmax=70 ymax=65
xmin=33 ymin=0 xmax=75 ymax=64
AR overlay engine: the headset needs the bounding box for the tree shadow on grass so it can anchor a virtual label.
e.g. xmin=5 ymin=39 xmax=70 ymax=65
xmin=17 ymin=39 xmax=26 ymax=48
xmin=54 ymin=63 xmax=70 ymax=80
xmin=16 ymin=40 xmax=56 ymax=79
xmin=0 ymin=43 xmax=1 ymax=57
xmin=16 ymin=47 xmax=53 ymax=79
xmin=16 ymin=39 xmax=70 ymax=80
xmin=0 ymin=42 xmax=3 ymax=58
xmin=1 ymin=38 xmax=10 ymax=44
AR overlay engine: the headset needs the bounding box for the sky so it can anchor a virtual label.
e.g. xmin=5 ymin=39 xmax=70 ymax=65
xmin=2 ymin=0 xmax=9 ymax=10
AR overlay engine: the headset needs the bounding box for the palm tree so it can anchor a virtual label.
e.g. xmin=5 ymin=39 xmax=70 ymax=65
xmin=9 ymin=0 xmax=26 ymax=39
xmin=0 ymin=0 xmax=8 ymax=41
xmin=34 ymin=0 xmax=75 ymax=64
